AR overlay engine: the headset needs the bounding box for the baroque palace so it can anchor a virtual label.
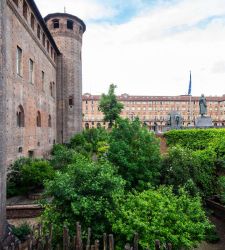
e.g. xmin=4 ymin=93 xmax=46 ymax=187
xmin=82 ymin=93 xmax=225 ymax=131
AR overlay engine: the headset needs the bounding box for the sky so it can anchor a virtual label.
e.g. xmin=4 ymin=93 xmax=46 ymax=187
xmin=35 ymin=0 xmax=225 ymax=96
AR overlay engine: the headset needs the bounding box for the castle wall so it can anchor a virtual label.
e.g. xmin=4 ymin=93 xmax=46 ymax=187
xmin=0 ymin=0 xmax=7 ymax=238
xmin=4 ymin=0 xmax=58 ymax=164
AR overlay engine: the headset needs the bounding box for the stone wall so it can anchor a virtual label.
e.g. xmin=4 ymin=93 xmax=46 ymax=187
xmin=0 ymin=0 xmax=7 ymax=239
xmin=4 ymin=0 xmax=57 ymax=164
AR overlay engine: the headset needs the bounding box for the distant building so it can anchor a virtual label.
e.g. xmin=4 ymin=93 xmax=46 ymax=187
xmin=82 ymin=93 xmax=225 ymax=131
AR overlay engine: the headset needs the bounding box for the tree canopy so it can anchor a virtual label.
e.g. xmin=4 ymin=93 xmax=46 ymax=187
xmin=98 ymin=84 xmax=123 ymax=127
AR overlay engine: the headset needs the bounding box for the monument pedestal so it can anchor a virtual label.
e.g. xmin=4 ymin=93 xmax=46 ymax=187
xmin=195 ymin=116 xmax=213 ymax=128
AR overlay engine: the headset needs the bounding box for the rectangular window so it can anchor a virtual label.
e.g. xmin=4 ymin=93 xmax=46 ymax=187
xmin=37 ymin=24 xmax=40 ymax=39
xmin=67 ymin=20 xmax=73 ymax=30
xmin=30 ymin=13 xmax=35 ymax=30
xmin=16 ymin=46 xmax=22 ymax=76
xmin=29 ymin=59 xmax=34 ymax=83
xmin=69 ymin=96 xmax=74 ymax=106
xmin=47 ymin=41 xmax=50 ymax=53
xmin=53 ymin=19 xmax=59 ymax=29
xmin=41 ymin=71 xmax=45 ymax=91
xmin=23 ymin=1 xmax=28 ymax=20
xmin=42 ymin=33 xmax=45 ymax=47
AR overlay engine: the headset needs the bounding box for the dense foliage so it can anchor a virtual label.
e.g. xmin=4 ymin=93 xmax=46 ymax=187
xmin=11 ymin=222 xmax=32 ymax=242
xmin=108 ymin=118 xmax=161 ymax=191
xmin=42 ymin=153 xmax=125 ymax=240
xmin=7 ymin=158 xmax=54 ymax=197
xmin=98 ymin=84 xmax=124 ymax=127
xmin=161 ymin=145 xmax=217 ymax=197
xmin=69 ymin=127 xmax=109 ymax=157
xmin=164 ymin=128 xmax=225 ymax=150
xmin=109 ymin=186 xmax=212 ymax=250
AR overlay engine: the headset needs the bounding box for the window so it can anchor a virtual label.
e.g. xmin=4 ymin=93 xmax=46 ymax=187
xmin=37 ymin=24 xmax=40 ymax=39
xmin=16 ymin=46 xmax=22 ymax=76
xmin=50 ymin=82 xmax=53 ymax=97
xmin=85 ymin=123 xmax=89 ymax=129
xmin=53 ymin=19 xmax=59 ymax=29
xmin=37 ymin=111 xmax=41 ymax=127
xmin=48 ymin=115 xmax=52 ymax=127
xmin=47 ymin=41 xmax=50 ymax=53
xmin=41 ymin=71 xmax=45 ymax=91
xmin=23 ymin=1 xmax=28 ymax=20
xmin=17 ymin=105 xmax=25 ymax=127
xmin=97 ymin=123 xmax=101 ymax=128
xmin=42 ymin=33 xmax=45 ymax=47
xmin=51 ymin=47 xmax=53 ymax=58
xmin=30 ymin=13 xmax=35 ymax=30
xmin=13 ymin=0 xmax=18 ymax=7
xmin=69 ymin=96 xmax=74 ymax=106
xmin=18 ymin=147 xmax=23 ymax=153
xmin=67 ymin=20 xmax=73 ymax=30
xmin=29 ymin=59 xmax=34 ymax=83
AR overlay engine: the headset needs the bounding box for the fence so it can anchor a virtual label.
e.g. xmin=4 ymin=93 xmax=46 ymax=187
xmin=1 ymin=222 xmax=172 ymax=250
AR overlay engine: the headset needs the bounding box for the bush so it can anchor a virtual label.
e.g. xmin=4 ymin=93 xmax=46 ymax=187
xmin=12 ymin=222 xmax=32 ymax=242
xmin=218 ymin=176 xmax=225 ymax=204
xmin=162 ymin=146 xmax=217 ymax=197
xmin=108 ymin=186 xmax=212 ymax=249
xmin=7 ymin=158 xmax=54 ymax=196
xmin=69 ymin=128 xmax=109 ymax=157
xmin=42 ymin=153 xmax=125 ymax=242
xmin=164 ymin=128 xmax=225 ymax=150
xmin=108 ymin=118 xmax=161 ymax=191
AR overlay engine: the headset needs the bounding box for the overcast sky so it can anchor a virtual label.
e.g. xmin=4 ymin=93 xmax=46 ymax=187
xmin=35 ymin=0 xmax=225 ymax=96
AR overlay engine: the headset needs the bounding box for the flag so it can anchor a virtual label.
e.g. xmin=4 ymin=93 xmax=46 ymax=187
xmin=188 ymin=71 xmax=192 ymax=95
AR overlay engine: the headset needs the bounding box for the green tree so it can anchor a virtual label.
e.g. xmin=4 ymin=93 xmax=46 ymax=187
xmin=108 ymin=186 xmax=212 ymax=250
xmin=99 ymin=84 xmax=123 ymax=127
xmin=42 ymin=153 xmax=125 ymax=241
xmin=108 ymin=118 xmax=161 ymax=191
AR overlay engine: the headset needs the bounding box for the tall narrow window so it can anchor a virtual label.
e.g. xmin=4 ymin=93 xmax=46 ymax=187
xmin=37 ymin=24 xmax=40 ymax=39
xmin=42 ymin=33 xmax=45 ymax=47
xmin=48 ymin=115 xmax=52 ymax=127
xmin=16 ymin=46 xmax=22 ymax=76
xmin=37 ymin=111 xmax=41 ymax=127
xmin=29 ymin=59 xmax=34 ymax=84
xmin=47 ymin=41 xmax=50 ymax=53
xmin=67 ymin=20 xmax=73 ymax=30
xmin=69 ymin=96 xmax=74 ymax=106
xmin=51 ymin=47 xmax=53 ymax=58
xmin=50 ymin=82 xmax=53 ymax=97
xmin=41 ymin=71 xmax=45 ymax=91
xmin=53 ymin=19 xmax=59 ymax=29
xmin=30 ymin=13 xmax=35 ymax=30
xmin=17 ymin=105 xmax=25 ymax=127
xmin=23 ymin=1 xmax=28 ymax=20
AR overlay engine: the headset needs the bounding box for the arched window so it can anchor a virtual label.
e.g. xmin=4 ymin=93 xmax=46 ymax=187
xmin=17 ymin=105 xmax=25 ymax=127
xmin=85 ymin=123 xmax=89 ymax=129
xmin=50 ymin=82 xmax=53 ymax=97
xmin=48 ymin=115 xmax=52 ymax=127
xmin=37 ymin=111 xmax=41 ymax=127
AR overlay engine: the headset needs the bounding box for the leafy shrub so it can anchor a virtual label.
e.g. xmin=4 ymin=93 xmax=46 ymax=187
xmin=162 ymin=146 xmax=217 ymax=197
xmin=164 ymin=128 xmax=225 ymax=150
xmin=7 ymin=158 xmax=54 ymax=196
xmin=12 ymin=222 xmax=32 ymax=242
xmin=218 ymin=176 xmax=225 ymax=204
xmin=42 ymin=153 xmax=125 ymax=242
xmin=69 ymin=128 xmax=109 ymax=157
xmin=108 ymin=186 xmax=212 ymax=250
xmin=108 ymin=118 xmax=161 ymax=191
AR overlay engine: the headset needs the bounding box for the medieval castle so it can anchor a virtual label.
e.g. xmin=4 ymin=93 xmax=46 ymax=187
xmin=0 ymin=0 xmax=85 ymax=235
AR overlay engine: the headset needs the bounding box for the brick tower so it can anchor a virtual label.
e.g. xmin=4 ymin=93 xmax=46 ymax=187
xmin=45 ymin=13 xmax=86 ymax=143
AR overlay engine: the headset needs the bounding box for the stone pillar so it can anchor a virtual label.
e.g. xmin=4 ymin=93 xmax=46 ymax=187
xmin=0 ymin=0 xmax=7 ymax=239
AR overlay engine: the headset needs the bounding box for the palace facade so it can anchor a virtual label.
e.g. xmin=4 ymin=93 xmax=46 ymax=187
xmin=82 ymin=93 xmax=225 ymax=131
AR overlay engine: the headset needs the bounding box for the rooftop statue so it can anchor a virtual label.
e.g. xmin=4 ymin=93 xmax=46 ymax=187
xmin=199 ymin=94 xmax=207 ymax=117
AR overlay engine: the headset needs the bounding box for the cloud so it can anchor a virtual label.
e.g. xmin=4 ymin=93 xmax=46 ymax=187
xmin=82 ymin=0 xmax=225 ymax=96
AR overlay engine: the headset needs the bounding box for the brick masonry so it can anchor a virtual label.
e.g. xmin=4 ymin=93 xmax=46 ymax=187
xmin=0 ymin=0 xmax=85 ymax=238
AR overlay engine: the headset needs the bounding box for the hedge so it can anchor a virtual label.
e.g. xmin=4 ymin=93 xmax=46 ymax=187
xmin=164 ymin=128 xmax=225 ymax=150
